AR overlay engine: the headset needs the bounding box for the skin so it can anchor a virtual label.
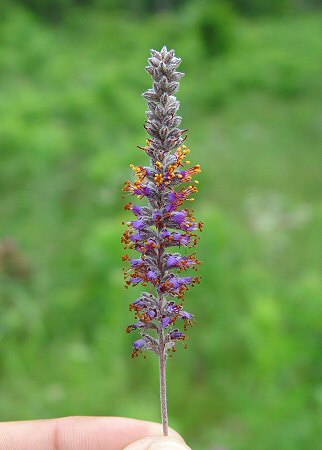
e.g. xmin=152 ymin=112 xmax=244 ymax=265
xmin=0 ymin=416 xmax=191 ymax=450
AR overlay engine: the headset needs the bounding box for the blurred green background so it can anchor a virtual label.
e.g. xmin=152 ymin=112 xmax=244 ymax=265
xmin=0 ymin=0 xmax=321 ymax=448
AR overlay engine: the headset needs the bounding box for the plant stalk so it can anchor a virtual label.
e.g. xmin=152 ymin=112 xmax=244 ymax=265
xmin=159 ymin=327 xmax=169 ymax=436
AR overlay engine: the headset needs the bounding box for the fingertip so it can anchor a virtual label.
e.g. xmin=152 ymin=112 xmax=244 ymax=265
xmin=124 ymin=436 xmax=191 ymax=450
xmin=144 ymin=424 xmax=185 ymax=443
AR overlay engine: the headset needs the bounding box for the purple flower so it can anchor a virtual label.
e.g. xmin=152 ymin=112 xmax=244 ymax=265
xmin=130 ymin=276 xmax=143 ymax=284
xmin=131 ymin=258 xmax=145 ymax=268
xmin=131 ymin=219 xmax=146 ymax=230
xmin=133 ymin=339 xmax=146 ymax=350
xmin=166 ymin=302 xmax=180 ymax=315
xmin=129 ymin=321 xmax=144 ymax=331
xmin=172 ymin=211 xmax=187 ymax=225
xmin=167 ymin=277 xmax=180 ymax=289
xmin=185 ymin=223 xmax=197 ymax=232
xmin=131 ymin=299 xmax=146 ymax=309
xmin=180 ymin=235 xmax=191 ymax=246
xmin=142 ymin=186 xmax=151 ymax=197
xmin=153 ymin=210 xmax=162 ymax=220
xmin=179 ymin=276 xmax=193 ymax=285
xmin=133 ymin=185 xmax=151 ymax=197
xmin=170 ymin=330 xmax=184 ymax=340
xmin=147 ymin=270 xmax=158 ymax=281
xmin=167 ymin=255 xmax=182 ymax=267
xmin=132 ymin=205 xmax=143 ymax=216
xmin=168 ymin=276 xmax=193 ymax=290
xmin=162 ymin=317 xmax=172 ymax=328
xmin=165 ymin=191 xmax=178 ymax=212
xmin=136 ymin=239 xmax=157 ymax=253
xmin=130 ymin=232 xmax=144 ymax=242
xmin=161 ymin=229 xmax=171 ymax=239
xmin=180 ymin=311 xmax=194 ymax=321
xmin=148 ymin=309 xmax=157 ymax=319
xmin=172 ymin=233 xmax=190 ymax=246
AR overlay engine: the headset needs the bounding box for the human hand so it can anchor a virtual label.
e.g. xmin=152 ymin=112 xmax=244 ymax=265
xmin=0 ymin=416 xmax=191 ymax=449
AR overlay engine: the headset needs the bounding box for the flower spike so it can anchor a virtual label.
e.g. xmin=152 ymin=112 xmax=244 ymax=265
xmin=122 ymin=47 xmax=202 ymax=436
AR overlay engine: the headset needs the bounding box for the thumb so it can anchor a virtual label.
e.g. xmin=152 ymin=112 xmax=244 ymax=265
xmin=124 ymin=436 xmax=191 ymax=450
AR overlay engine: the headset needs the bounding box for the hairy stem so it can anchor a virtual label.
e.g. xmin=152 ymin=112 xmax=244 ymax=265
xmin=159 ymin=327 xmax=169 ymax=436
xmin=156 ymin=219 xmax=168 ymax=435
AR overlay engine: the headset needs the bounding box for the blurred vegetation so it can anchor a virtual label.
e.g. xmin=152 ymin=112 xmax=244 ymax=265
xmin=2 ymin=0 xmax=322 ymax=21
xmin=0 ymin=1 xmax=322 ymax=449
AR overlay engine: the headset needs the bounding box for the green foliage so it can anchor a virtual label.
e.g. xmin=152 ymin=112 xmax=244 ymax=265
xmin=0 ymin=5 xmax=322 ymax=450
xmin=230 ymin=0 xmax=298 ymax=15
xmin=189 ymin=0 xmax=236 ymax=56
xmin=7 ymin=0 xmax=320 ymax=22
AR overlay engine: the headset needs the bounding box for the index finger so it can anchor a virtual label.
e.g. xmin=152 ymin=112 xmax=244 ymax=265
xmin=0 ymin=416 xmax=185 ymax=450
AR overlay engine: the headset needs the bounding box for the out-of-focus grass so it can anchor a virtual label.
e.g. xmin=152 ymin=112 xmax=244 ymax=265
xmin=0 ymin=7 xmax=321 ymax=450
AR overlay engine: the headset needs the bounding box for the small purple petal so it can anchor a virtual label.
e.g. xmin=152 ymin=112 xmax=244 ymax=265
xmin=130 ymin=276 xmax=143 ymax=284
xmin=132 ymin=321 xmax=145 ymax=329
xmin=148 ymin=309 xmax=157 ymax=319
xmin=172 ymin=211 xmax=187 ymax=225
xmin=167 ymin=255 xmax=182 ymax=267
xmin=142 ymin=186 xmax=151 ymax=197
xmin=179 ymin=276 xmax=193 ymax=285
xmin=168 ymin=276 xmax=193 ymax=289
xmin=161 ymin=229 xmax=171 ymax=239
xmin=180 ymin=310 xmax=194 ymax=321
xmin=170 ymin=330 xmax=184 ymax=340
xmin=133 ymin=185 xmax=151 ymax=197
xmin=131 ymin=258 xmax=144 ymax=268
xmin=166 ymin=302 xmax=179 ymax=314
xmin=132 ymin=299 xmax=146 ymax=309
xmin=162 ymin=317 xmax=172 ymax=328
xmin=133 ymin=339 xmax=146 ymax=350
xmin=153 ymin=210 xmax=162 ymax=220
xmin=130 ymin=232 xmax=143 ymax=242
xmin=147 ymin=270 xmax=158 ymax=281
xmin=168 ymin=277 xmax=181 ymax=289
xmin=131 ymin=219 xmax=146 ymax=230
xmin=180 ymin=235 xmax=191 ymax=246
xmin=132 ymin=205 xmax=143 ymax=216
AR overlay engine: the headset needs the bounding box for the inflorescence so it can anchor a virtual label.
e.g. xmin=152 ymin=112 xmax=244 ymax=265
xmin=122 ymin=46 xmax=203 ymax=359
